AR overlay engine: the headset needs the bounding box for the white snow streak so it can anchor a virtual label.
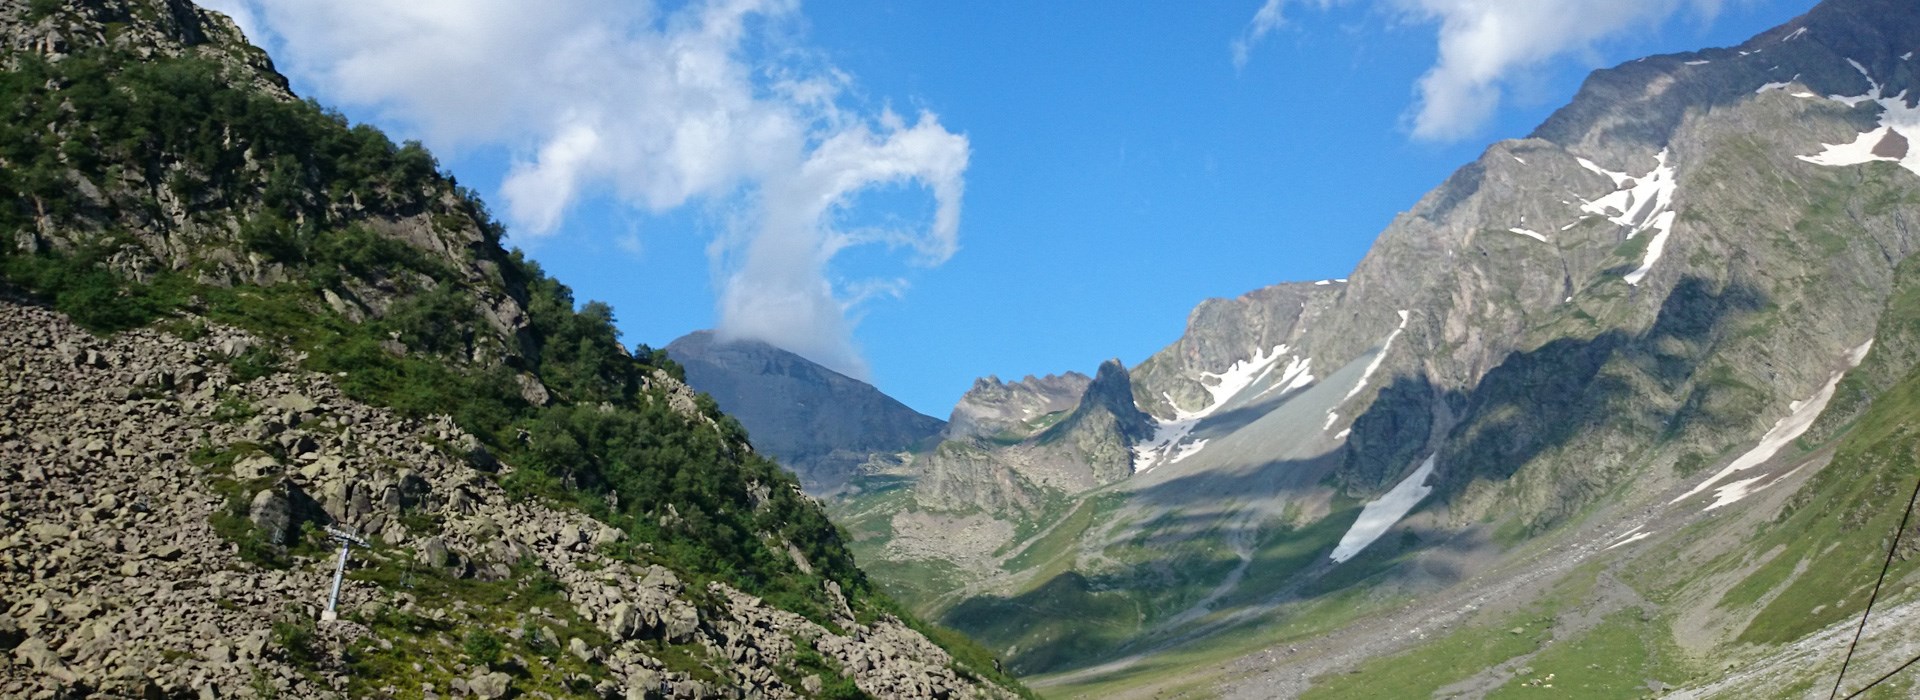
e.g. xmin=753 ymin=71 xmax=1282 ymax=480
xmin=1606 ymin=530 xmax=1653 ymax=550
xmin=1134 ymin=345 xmax=1305 ymax=472
xmin=1685 ymin=60 xmax=1711 ymax=66
xmin=1254 ymin=355 xmax=1316 ymax=400
xmin=1578 ymin=149 xmax=1679 ymax=286
xmin=1782 ymin=27 xmax=1808 ymax=42
xmin=1330 ymin=454 xmax=1436 ymax=563
xmin=1673 ymin=340 xmax=1874 ymax=509
xmin=1797 ymin=64 xmax=1920 ymax=177
xmin=1340 ymin=311 xmax=1410 ymax=405
xmin=1321 ymin=310 xmax=1410 ymax=435
xmin=1704 ymin=467 xmax=1793 ymax=511
xmin=1756 ymin=81 xmax=1791 ymax=93
xmin=1508 ymin=227 xmax=1549 ymax=242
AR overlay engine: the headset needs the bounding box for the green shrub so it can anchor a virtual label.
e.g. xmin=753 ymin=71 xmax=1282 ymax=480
xmin=463 ymin=629 xmax=503 ymax=667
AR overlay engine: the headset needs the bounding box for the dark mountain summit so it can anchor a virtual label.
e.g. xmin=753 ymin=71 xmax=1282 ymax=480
xmin=665 ymin=330 xmax=945 ymax=494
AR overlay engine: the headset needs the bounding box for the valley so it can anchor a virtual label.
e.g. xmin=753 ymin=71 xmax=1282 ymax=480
xmin=680 ymin=0 xmax=1920 ymax=696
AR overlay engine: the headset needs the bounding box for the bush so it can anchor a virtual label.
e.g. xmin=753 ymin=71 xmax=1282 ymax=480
xmin=463 ymin=629 xmax=503 ymax=668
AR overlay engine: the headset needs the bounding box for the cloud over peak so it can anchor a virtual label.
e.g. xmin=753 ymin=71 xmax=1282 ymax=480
xmin=197 ymin=0 xmax=967 ymax=380
xmin=1234 ymin=0 xmax=1728 ymax=141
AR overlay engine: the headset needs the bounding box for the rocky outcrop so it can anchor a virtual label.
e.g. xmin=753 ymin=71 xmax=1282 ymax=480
xmin=1131 ymin=282 xmax=1344 ymax=419
xmin=945 ymin=372 xmax=1091 ymax=441
xmin=913 ymin=360 xmax=1149 ymax=513
xmin=0 ymin=297 xmax=1021 ymax=699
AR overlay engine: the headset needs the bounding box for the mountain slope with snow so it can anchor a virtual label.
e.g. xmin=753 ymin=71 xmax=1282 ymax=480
xmin=832 ymin=0 xmax=1920 ymax=694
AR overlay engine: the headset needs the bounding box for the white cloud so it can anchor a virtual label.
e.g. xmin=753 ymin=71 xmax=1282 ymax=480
xmin=1234 ymin=0 xmax=1728 ymax=140
xmin=193 ymin=0 xmax=968 ymax=380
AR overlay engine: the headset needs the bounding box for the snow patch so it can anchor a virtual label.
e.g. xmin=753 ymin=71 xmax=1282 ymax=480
xmin=1905 ymin=52 xmax=1915 ymax=61
xmin=1685 ymin=60 xmax=1711 ymax=66
xmin=1757 ymin=81 xmax=1791 ymax=93
xmin=1134 ymin=345 xmax=1301 ymax=472
xmin=1782 ymin=27 xmax=1808 ymax=42
xmin=1314 ymin=280 xmax=1332 ymax=285
xmin=1508 ymin=227 xmax=1549 ymax=242
xmin=1330 ymin=454 xmax=1436 ymax=563
xmin=1673 ymin=340 xmax=1874 ymax=508
xmin=1606 ymin=530 xmax=1654 ymax=550
xmin=1340 ymin=311 xmax=1408 ymax=405
xmin=1577 ymin=149 xmax=1680 ymax=286
xmin=1254 ymin=355 xmax=1315 ymax=400
xmin=1333 ymin=428 xmax=1351 ymax=441
xmin=1797 ymin=68 xmax=1920 ymax=176
xmin=1792 ymin=91 xmax=1820 ymax=99
xmin=1512 ymin=155 xmax=1526 ymax=164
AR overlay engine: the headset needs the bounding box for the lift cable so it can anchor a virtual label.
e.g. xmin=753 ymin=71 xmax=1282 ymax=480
xmin=1827 ymin=462 xmax=1920 ymax=700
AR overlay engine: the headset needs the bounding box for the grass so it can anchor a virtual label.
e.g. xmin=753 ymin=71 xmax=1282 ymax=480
xmin=1484 ymin=610 xmax=1690 ymax=699
xmin=1299 ymin=612 xmax=1553 ymax=700
xmin=1002 ymin=495 xmax=1100 ymax=577
xmin=338 ymin=553 xmax=641 ymax=698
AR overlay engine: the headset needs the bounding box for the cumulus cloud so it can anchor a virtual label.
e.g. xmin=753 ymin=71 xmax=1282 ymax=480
xmin=194 ymin=0 xmax=968 ymax=379
xmin=1234 ymin=0 xmax=1728 ymax=140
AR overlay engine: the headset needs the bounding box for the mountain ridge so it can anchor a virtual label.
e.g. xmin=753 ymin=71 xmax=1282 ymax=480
xmin=665 ymin=329 xmax=946 ymax=495
xmin=829 ymin=1 xmax=1920 ymax=696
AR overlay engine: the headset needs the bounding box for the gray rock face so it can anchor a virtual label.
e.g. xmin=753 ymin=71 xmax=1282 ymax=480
xmin=665 ymin=330 xmax=945 ymax=494
xmin=946 ymin=371 xmax=1092 ymax=441
xmin=913 ymin=359 xmax=1151 ymax=512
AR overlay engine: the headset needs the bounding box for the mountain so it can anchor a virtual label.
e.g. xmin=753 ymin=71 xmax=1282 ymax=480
xmin=945 ymin=371 xmax=1092 ymax=442
xmin=833 ymin=0 xmax=1920 ymax=695
xmin=0 ymin=1 xmax=1026 ymax=697
xmin=664 ymin=330 xmax=945 ymax=495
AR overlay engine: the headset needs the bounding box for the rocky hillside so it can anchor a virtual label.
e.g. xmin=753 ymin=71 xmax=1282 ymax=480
xmin=665 ymin=331 xmax=945 ymax=496
xmin=833 ymin=0 xmax=1920 ymax=694
xmin=0 ymin=298 xmax=1016 ymax=699
xmin=0 ymin=0 xmax=1027 ymax=697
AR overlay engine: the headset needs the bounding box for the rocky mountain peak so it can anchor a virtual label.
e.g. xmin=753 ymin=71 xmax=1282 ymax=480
xmin=947 ymin=370 xmax=1092 ymax=441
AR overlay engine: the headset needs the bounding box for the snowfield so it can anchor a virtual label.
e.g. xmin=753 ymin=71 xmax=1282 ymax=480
xmin=1330 ymin=453 xmax=1437 ymax=563
xmin=1134 ymin=345 xmax=1311 ymax=472
xmin=1799 ymin=58 xmax=1920 ymax=176
xmin=1577 ymin=149 xmax=1679 ymax=286
xmin=1672 ymin=340 xmax=1873 ymax=509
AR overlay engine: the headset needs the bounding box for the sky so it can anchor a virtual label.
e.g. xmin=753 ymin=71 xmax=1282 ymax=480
xmin=196 ymin=0 xmax=1814 ymax=418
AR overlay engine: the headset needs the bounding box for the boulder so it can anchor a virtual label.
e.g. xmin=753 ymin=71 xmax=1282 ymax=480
xmin=418 ymin=537 xmax=455 ymax=570
xmin=248 ymin=489 xmax=292 ymax=545
xmin=468 ymin=671 xmax=511 ymax=699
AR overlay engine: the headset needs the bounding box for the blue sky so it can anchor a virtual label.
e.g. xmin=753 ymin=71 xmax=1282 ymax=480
xmin=200 ymin=0 xmax=1812 ymax=418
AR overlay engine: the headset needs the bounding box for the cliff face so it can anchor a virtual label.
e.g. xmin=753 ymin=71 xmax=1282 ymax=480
xmin=0 ymin=1 xmax=1026 ymax=697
